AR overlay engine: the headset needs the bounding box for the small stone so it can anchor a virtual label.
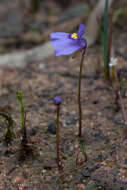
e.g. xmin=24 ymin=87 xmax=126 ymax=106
xmin=90 ymin=164 xmax=100 ymax=171
xmin=87 ymin=183 xmax=104 ymax=190
xmin=113 ymin=177 xmax=117 ymax=183
xmin=77 ymin=183 xmax=86 ymax=190
xmin=97 ymin=153 xmax=103 ymax=160
xmin=119 ymin=187 xmax=124 ymax=190
xmin=44 ymin=175 xmax=52 ymax=182
xmin=42 ymin=169 xmax=46 ymax=174
xmin=66 ymin=175 xmax=73 ymax=182
xmin=29 ymin=128 xmax=37 ymax=136
xmin=81 ymin=170 xmax=91 ymax=178
xmin=13 ymin=176 xmax=24 ymax=185
xmin=39 ymin=63 xmax=45 ymax=69
xmin=92 ymin=100 xmax=98 ymax=104
xmin=46 ymin=122 xmax=56 ymax=134
xmin=124 ymin=158 xmax=127 ymax=164
xmin=97 ymin=112 xmax=102 ymax=116
xmin=66 ymin=120 xmax=76 ymax=125
xmin=69 ymin=146 xmax=74 ymax=152
xmin=110 ymin=168 xmax=119 ymax=176
xmin=4 ymin=150 xmax=11 ymax=157
xmin=75 ymin=144 xmax=79 ymax=149
xmin=45 ymin=109 xmax=52 ymax=114
xmin=93 ymin=132 xmax=102 ymax=138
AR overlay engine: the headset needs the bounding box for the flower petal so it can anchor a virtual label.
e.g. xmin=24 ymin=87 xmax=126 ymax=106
xmin=80 ymin=38 xmax=87 ymax=48
xmin=109 ymin=57 xmax=118 ymax=67
xmin=50 ymin=32 xmax=70 ymax=41
xmin=51 ymin=38 xmax=83 ymax=56
xmin=77 ymin=24 xmax=85 ymax=38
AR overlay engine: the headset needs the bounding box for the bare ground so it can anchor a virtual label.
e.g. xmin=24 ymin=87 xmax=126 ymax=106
xmin=0 ymin=42 xmax=127 ymax=190
xmin=0 ymin=1 xmax=127 ymax=190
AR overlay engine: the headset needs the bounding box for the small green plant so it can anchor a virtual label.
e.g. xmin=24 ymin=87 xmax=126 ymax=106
xmin=0 ymin=112 xmax=15 ymax=145
xmin=76 ymin=137 xmax=87 ymax=167
xmin=17 ymin=91 xmax=34 ymax=161
xmin=79 ymin=138 xmax=87 ymax=161
xmin=17 ymin=91 xmax=27 ymax=146
xmin=113 ymin=6 xmax=127 ymax=23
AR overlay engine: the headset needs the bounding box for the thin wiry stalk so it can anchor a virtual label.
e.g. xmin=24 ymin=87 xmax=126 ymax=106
xmin=78 ymin=50 xmax=86 ymax=137
xmin=56 ymin=105 xmax=62 ymax=171
xmin=103 ymin=0 xmax=110 ymax=80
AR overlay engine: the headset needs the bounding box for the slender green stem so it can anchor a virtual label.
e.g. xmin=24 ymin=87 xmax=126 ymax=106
xmin=78 ymin=53 xmax=85 ymax=137
xmin=17 ymin=91 xmax=27 ymax=145
xmin=22 ymin=111 xmax=27 ymax=144
xmin=107 ymin=9 xmax=113 ymax=68
xmin=56 ymin=105 xmax=61 ymax=170
xmin=103 ymin=0 xmax=110 ymax=80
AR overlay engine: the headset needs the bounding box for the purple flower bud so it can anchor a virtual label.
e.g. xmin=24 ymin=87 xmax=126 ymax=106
xmin=53 ymin=96 xmax=62 ymax=105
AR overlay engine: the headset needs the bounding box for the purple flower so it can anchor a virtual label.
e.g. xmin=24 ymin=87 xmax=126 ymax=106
xmin=50 ymin=24 xmax=87 ymax=56
xmin=53 ymin=96 xmax=62 ymax=105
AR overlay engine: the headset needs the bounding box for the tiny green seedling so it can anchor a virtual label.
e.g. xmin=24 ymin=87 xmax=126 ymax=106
xmin=0 ymin=112 xmax=15 ymax=145
xmin=17 ymin=91 xmax=34 ymax=161
xmin=76 ymin=137 xmax=87 ymax=167
xmin=17 ymin=91 xmax=27 ymax=146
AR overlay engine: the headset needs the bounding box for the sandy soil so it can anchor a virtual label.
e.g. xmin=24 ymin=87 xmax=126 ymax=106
xmin=0 ymin=1 xmax=127 ymax=190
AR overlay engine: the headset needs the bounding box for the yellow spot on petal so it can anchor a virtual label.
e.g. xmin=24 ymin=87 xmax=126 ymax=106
xmin=71 ymin=33 xmax=78 ymax=39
